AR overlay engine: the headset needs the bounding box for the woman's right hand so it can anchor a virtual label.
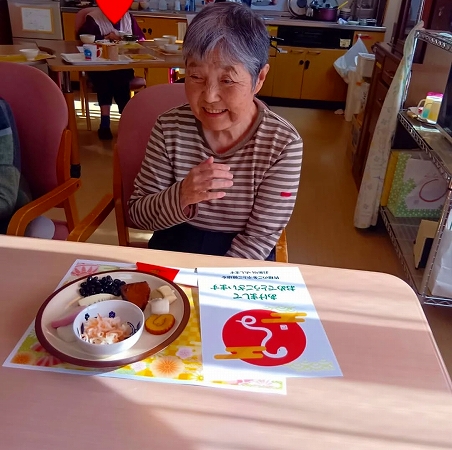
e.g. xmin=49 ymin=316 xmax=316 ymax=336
xmin=105 ymin=31 xmax=120 ymax=41
xmin=180 ymin=157 xmax=233 ymax=210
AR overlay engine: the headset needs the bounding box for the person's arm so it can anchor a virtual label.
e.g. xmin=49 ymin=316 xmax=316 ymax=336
xmin=0 ymin=165 xmax=19 ymax=222
xmin=130 ymin=15 xmax=145 ymax=41
xmin=77 ymin=16 xmax=103 ymax=41
xmin=0 ymin=124 xmax=19 ymax=222
xmin=225 ymin=139 xmax=303 ymax=260
xmin=128 ymin=119 xmax=196 ymax=230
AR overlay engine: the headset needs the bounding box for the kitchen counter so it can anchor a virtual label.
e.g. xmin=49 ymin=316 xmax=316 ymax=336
xmin=60 ymin=7 xmax=385 ymax=32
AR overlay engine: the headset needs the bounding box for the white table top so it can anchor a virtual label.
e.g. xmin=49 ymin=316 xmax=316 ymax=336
xmin=1 ymin=235 xmax=451 ymax=449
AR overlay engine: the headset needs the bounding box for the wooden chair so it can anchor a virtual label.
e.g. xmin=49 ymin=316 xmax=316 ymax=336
xmin=67 ymin=83 xmax=288 ymax=262
xmin=75 ymin=7 xmax=147 ymax=131
xmin=0 ymin=62 xmax=80 ymax=239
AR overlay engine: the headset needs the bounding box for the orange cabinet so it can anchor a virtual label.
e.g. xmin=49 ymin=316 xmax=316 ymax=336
xmin=62 ymin=12 xmax=77 ymax=41
xmin=128 ymin=16 xmax=184 ymax=86
xmin=266 ymin=29 xmax=384 ymax=101
xmin=133 ymin=16 xmax=182 ymax=40
xmin=267 ymin=25 xmax=278 ymax=58
xmin=272 ymin=46 xmax=306 ymax=99
xmin=300 ymin=48 xmax=347 ymax=102
xmin=271 ymin=46 xmax=347 ymax=101
xmin=258 ymin=25 xmax=279 ymax=97
xmin=259 ymin=56 xmax=275 ymax=97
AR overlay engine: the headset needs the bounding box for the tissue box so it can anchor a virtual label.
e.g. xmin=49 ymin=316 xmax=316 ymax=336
xmin=414 ymin=220 xmax=438 ymax=268
xmin=387 ymin=151 xmax=447 ymax=218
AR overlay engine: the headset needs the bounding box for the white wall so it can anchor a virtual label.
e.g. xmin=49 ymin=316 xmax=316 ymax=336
xmin=383 ymin=0 xmax=402 ymax=42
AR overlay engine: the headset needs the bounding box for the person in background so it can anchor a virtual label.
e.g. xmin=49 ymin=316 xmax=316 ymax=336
xmin=128 ymin=3 xmax=303 ymax=261
xmin=77 ymin=8 xmax=145 ymax=140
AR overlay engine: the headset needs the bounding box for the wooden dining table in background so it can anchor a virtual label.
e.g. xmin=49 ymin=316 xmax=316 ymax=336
xmin=0 ymin=43 xmax=54 ymax=67
xmin=1 ymin=235 xmax=451 ymax=449
xmin=0 ymin=43 xmax=38 ymax=58
xmin=33 ymin=39 xmax=184 ymax=178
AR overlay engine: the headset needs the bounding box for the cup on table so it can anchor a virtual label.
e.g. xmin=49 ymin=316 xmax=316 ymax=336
xmin=83 ymin=44 xmax=102 ymax=61
xmin=19 ymin=48 xmax=39 ymax=61
xmin=417 ymin=92 xmax=443 ymax=124
xmin=162 ymin=35 xmax=177 ymax=44
xmin=153 ymin=37 xmax=170 ymax=47
xmin=79 ymin=34 xmax=96 ymax=44
xmin=101 ymin=42 xmax=119 ymax=61
xmin=164 ymin=44 xmax=179 ymax=53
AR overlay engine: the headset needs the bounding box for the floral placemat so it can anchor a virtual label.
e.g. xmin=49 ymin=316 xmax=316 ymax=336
xmin=3 ymin=260 xmax=286 ymax=395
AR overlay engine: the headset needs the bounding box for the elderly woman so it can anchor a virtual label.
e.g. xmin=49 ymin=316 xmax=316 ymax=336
xmin=128 ymin=2 xmax=302 ymax=260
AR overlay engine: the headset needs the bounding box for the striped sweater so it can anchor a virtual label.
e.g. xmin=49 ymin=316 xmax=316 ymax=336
xmin=0 ymin=98 xmax=31 ymax=234
xmin=128 ymin=102 xmax=303 ymax=260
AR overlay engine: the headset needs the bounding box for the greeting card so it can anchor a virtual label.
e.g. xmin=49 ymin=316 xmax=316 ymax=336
xmin=197 ymin=267 xmax=342 ymax=382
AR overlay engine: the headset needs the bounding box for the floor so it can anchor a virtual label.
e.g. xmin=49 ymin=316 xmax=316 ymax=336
xmin=48 ymin=99 xmax=452 ymax=378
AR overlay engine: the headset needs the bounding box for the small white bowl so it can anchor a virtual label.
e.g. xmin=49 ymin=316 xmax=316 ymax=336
xmin=20 ymin=48 xmax=39 ymax=61
xmin=79 ymin=34 xmax=96 ymax=44
xmin=162 ymin=35 xmax=177 ymax=44
xmin=153 ymin=37 xmax=170 ymax=46
xmin=73 ymin=300 xmax=144 ymax=358
xmin=163 ymin=43 xmax=179 ymax=53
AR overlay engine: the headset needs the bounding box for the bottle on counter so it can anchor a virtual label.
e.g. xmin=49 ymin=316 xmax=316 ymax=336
xmin=185 ymin=0 xmax=196 ymax=11
xmin=174 ymin=0 xmax=181 ymax=10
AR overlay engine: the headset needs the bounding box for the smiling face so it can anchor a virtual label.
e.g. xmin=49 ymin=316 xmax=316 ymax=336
xmin=185 ymin=52 xmax=269 ymax=139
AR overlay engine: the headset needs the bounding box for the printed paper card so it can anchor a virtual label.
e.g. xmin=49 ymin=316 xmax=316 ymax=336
xmin=3 ymin=260 xmax=287 ymax=395
xmin=197 ymin=267 xmax=342 ymax=382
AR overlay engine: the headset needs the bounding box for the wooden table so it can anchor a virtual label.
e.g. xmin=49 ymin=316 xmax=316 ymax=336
xmin=1 ymin=235 xmax=451 ymax=449
xmin=0 ymin=43 xmax=38 ymax=55
xmin=34 ymin=40 xmax=184 ymax=178
xmin=0 ymin=43 xmax=49 ymax=67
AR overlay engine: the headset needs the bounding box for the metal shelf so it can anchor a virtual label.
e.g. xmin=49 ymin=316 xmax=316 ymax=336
xmin=398 ymin=111 xmax=452 ymax=181
xmin=380 ymin=207 xmax=424 ymax=294
xmin=378 ymin=29 xmax=452 ymax=307
xmin=417 ymin=30 xmax=452 ymax=53
xmin=380 ymin=207 xmax=452 ymax=307
xmin=424 ymin=293 xmax=452 ymax=307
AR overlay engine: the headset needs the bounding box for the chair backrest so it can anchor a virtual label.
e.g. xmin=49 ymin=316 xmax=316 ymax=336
xmin=75 ymin=7 xmax=98 ymax=35
xmin=115 ymin=83 xmax=187 ymax=231
xmin=0 ymin=62 xmax=68 ymax=198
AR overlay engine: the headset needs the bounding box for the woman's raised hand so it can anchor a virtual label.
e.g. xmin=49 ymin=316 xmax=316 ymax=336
xmin=180 ymin=156 xmax=234 ymax=210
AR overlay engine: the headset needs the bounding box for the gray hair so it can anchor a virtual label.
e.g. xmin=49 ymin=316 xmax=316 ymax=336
xmin=182 ymin=3 xmax=269 ymax=87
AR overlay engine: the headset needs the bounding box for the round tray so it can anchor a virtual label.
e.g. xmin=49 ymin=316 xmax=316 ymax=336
xmin=35 ymin=270 xmax=190 ymax=368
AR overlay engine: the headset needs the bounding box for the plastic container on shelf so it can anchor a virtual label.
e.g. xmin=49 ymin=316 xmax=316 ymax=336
xmin=356 ymin=52 xmax=375 ymax=79
xmin=185 ymin=0 xmax=196 ymax=11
